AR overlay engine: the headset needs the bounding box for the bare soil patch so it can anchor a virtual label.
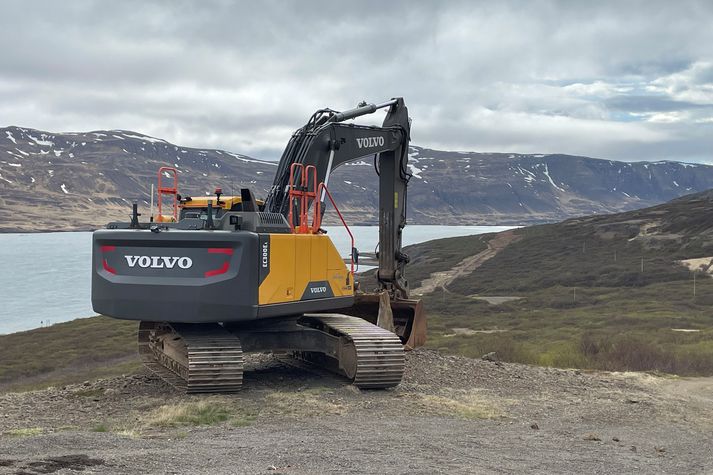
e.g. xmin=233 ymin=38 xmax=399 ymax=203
xmin=412 ymin=230 xmax=520 ymax=295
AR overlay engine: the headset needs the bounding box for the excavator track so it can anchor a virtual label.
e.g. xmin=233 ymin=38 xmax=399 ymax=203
xmin=297 ymin=314 xmax=405 ymax=389
xmin=138 ymin=321 xmax=244 ymax=393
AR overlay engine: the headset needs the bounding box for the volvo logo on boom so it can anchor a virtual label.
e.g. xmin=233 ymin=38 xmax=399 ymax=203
xmin=356 ymin=136 xmax=384 ymax=149
xmin=124 ymin=256 xmax=193 ymax=269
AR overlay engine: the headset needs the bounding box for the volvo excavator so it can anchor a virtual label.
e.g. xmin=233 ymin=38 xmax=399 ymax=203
xmin=91 ymin=98 xmax=426 ymax=392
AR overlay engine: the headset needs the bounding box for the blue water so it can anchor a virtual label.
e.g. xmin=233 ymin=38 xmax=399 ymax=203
xmin=0 ymin=225 xmax=512 ymax=334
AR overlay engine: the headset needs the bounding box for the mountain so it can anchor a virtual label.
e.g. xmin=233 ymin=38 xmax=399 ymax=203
xmin=2 ymin=125 xmax=713 ymax=231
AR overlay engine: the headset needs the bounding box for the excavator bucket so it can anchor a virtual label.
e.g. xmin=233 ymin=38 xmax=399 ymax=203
xmin=340 ymin=292 xmax=427 ymax=350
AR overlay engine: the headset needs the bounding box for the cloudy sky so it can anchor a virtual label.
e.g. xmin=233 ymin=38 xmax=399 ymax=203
xmin=1 ymin=0 xmax=712 ymax=162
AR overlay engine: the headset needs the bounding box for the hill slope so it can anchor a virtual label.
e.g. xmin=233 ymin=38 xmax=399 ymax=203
xmin=3 ymin=125 xmax=713 ymax=231
xmin=404 ymin=190 xmax=713 ymax=374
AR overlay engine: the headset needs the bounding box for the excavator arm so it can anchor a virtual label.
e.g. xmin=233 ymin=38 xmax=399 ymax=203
xmin=265 ymin=98 xmax=413 ymax=299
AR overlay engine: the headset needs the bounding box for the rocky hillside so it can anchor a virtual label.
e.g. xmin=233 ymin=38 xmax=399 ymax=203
xmin=2 ymin=125 xmax=713 ymax=231
xmin=405 ymin=147 xmax=713 ymax=224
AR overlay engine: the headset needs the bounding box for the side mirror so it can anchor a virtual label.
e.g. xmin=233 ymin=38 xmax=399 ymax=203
xmin=351 ymin=247 xmax=359 ymax=266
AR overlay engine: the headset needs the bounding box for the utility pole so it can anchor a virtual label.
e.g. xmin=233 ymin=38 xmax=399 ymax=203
xmin=641 ymin=257 xmax=644 ymax=273
xmin=694 ymin=271 xmax=697 ymax=297
xmin=614 ymin=250 xmax=617 ymax=262
xmin=573 ymin=287 xmax=576 ymax=303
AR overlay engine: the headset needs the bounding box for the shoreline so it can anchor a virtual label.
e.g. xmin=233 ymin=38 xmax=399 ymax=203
xmin=0 ymin=220 xmax=542 ymax=234
xmin=0 ymin=221 xmax=528 ymax=235
xmin=0 ymin=224 xmax=514 ymax=336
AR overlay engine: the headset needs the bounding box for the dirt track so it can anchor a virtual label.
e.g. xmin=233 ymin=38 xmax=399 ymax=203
xmin=1 ymin=350 xmax=712 ymax=474
xmin=412 ymin=231 xmax=519 ymax=296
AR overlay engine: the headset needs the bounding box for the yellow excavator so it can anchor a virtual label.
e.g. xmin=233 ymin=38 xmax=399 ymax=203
xmin=92 ymin=98 xmax=426 ymax=392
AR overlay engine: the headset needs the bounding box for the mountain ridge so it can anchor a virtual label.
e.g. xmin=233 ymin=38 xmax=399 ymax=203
xmin=2 ymin=125 xmax=713 ymax=232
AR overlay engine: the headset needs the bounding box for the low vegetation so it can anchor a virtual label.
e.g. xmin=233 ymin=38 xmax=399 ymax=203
xmin=0 ymin=316 xmax=139 ymax=392
xmin=264 ymin=388 xmax=344 ymax=417
xmin=404 ymin=391 xmax=504 ymax=420
xmin=143 ymin=400 xmax=243 ymax=428
xmin=419 ymin=192 xmax=713 ymax=375
xmin=4 ymin=427 xmax=43 ymax=437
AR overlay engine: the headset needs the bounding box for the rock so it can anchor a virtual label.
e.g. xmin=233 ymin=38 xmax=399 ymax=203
xmin=630 ymin=446 xmax=637 ymax=452
xmin=583 ymin=433 xmax=601 ymax=441
xmin=655 ymin=446 xmax=666 ymax=454
xmin=481 ymin=352 xmax=497 ymax=362
xmin=530 ymin=423 xmax=539 ymax=430
xmin=612 ymin=437 xmax=620 ymax=442
xmin=267 ymin=465 xmax=277 ymax=471
xmin=625 ymin=398 xmax=640 ymax=404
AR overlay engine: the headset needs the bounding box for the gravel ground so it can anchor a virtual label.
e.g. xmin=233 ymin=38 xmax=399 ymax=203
xmin=1 ymin=350 xmax=712 ymax=474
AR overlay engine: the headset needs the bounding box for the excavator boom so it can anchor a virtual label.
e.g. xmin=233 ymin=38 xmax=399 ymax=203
xmin=266 ymin=98 xmax=413 ymax=298
xmin=264 ymin=98 xmax=425 ymax=347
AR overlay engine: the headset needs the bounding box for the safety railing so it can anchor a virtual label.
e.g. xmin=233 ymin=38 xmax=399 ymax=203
xmin=313 ymin=182 xmax=355 ymax=274
xmin=157 ymin=166 xmax=178 ymax=222
xmin=287 ymin=164 xmax=356 ymax=273
xmin=288 ymin=163 xmax=317 ymax=234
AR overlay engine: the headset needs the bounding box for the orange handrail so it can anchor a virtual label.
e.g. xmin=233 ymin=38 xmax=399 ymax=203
xmin=288 ymin=163 xmax=318 ymax=234
xmin=157 ymin=166 xmax=178 ymax=222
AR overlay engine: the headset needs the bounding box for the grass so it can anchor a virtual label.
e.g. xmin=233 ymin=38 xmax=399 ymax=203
xmin=416 ymin=198 xmax=713 ymax=375
xmin=263 ymin=388 xmax=344 ymax=417
xmin=142 ymin=399 xmax=255 ymax=428
xmin=115 ymin=429 xmax=140 ymax=439
xmin=91 ymin=390 xmax=335 ymax=436
xmin=4 ymin=427 xmax=43 ymax=437
xmin=399 ymin=390 xmax=504 ymax=420
xmin=423 ymin=282 xmax=713 ymax=375
xmin=0 ymin=316 xmax=139 ymax=392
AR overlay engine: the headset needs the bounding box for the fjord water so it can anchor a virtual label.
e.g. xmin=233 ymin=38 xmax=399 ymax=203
xmin=0 ymin=225 xmax=512 ymax=334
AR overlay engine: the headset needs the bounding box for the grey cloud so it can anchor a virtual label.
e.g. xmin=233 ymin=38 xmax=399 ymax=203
xmin=605 ymin=96 xmax=711 ymax=113
xmin=1 ymin=0 xmax=712 ymax=162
